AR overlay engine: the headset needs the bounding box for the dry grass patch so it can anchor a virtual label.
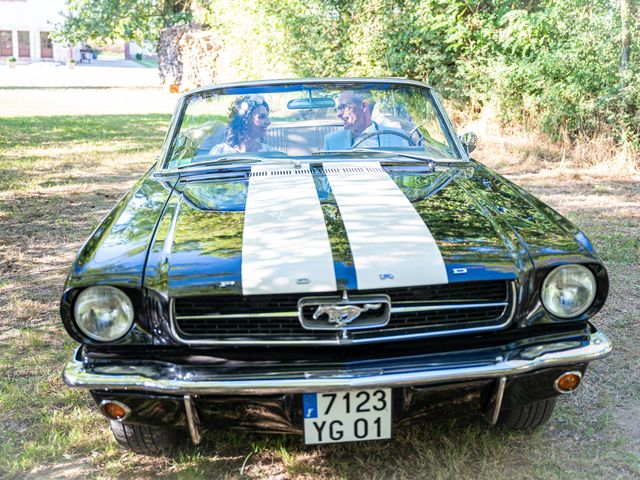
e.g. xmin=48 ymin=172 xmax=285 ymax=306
xmin=466 ymin=106 xmax=640 ymax=178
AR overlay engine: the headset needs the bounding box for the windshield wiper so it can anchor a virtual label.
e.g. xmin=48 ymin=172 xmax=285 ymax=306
xmin=313 ymin=149 xmax=387 ymax=156
xmin=314 ymin=148 xmax=470 ymax=166
xmin=176 ymin=152 xmax=300 ymax=170
xmin=314 ymin=148 xmax=436 ymax=163
xmin=177 ymin=156 xmax=271 ymax=170
xmin=354 ymin=148 xmax=437 ymax=163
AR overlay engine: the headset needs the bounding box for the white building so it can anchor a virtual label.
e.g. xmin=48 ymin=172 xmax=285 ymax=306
xmin=0 ymin=0 xmax=79 ymax=62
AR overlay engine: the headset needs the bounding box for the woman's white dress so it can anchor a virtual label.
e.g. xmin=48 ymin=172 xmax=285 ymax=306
xmin=209 ymin=142 xmax=275 ymax=154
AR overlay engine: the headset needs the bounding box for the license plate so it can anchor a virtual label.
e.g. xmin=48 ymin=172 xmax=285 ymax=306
xmin=303 ymin=388 xmax=392 ymax=444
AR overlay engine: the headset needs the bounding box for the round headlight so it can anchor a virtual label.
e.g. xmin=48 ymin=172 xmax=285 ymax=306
xmin=73 ymin=286 xmax=134 ymax=341
xmin=541 ymin=265 xmax=597 ymax=318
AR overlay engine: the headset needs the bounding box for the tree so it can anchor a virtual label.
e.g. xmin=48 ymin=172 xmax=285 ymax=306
xmin=53 ymin=0 xmax=192 ymax=47
xmin=620 ymin=0 xmax=636 ymax=92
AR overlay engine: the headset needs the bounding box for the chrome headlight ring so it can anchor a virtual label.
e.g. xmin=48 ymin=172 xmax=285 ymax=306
xmin=73 ymin=286 xmax=134 ymax=342
xmin=541 ymin=265 xmax=597 ymax=319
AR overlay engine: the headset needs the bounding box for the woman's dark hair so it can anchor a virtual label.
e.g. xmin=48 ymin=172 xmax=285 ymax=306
xmin=225 ymin=95 xmax=269 ymax=147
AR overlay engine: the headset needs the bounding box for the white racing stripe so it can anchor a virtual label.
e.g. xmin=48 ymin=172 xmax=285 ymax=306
xmin=324 ymin=161 xmax=448 ymax=289
xmin=242 ymin=165 xmax=337 ymax=295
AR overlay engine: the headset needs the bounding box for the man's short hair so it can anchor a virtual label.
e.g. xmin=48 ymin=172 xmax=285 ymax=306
xmin=344 ymin=89 xmax=375 ymax=113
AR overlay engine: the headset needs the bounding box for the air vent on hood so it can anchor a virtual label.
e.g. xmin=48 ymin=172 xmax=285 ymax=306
xmin=248 ymin=168 xmax=312 ymax=177
xmin=247 ymin=166 xmax=385 ymax=177
xmin=322 ymin=166 xmax=385 ymax=174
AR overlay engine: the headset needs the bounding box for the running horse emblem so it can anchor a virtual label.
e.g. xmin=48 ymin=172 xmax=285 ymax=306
xmin=312 ymin=303 xmax=382 ymax=328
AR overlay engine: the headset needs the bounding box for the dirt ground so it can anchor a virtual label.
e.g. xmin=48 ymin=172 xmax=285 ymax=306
xmin=0 ymin=70 xmax=638 ymax=478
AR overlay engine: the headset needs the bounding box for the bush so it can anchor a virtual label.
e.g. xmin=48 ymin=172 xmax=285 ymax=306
xmin=135 ymin=52 xmax=143 ymax=61
xmin=198 ymin=0 xmax=639 ymax=151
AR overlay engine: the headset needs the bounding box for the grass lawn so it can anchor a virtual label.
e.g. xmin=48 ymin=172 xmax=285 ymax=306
xmin=0 ymin=107 xmax=638 ymax=479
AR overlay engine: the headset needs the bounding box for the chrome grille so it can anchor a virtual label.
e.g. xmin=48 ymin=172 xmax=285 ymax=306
xmin=171 ymin=280 xmax=515 ymax=345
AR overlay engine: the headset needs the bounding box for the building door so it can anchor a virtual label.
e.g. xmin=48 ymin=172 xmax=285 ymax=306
xmin=0 ymin=30 xmax=12 ymax=57
xmin=40 ymin=32 xmax=53 ymax=58
xmin=18 ymin=31 xmax=30 ymax=58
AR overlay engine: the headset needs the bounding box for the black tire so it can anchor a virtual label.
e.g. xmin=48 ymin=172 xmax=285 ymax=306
xmin=109 ymin=420 xmax=183 ymax=455
xmin=497 ymin=398 xmax=557 ymax=430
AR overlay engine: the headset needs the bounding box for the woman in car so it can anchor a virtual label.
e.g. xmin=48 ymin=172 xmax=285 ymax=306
xmin=210 ymin=94 xmax=275 ymax=154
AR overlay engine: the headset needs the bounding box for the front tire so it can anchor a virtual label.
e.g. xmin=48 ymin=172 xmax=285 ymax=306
xmin=497 ymin=398 xmax=557 ymax=430
xmin=109 ymin=420 xmax=184 ymax=455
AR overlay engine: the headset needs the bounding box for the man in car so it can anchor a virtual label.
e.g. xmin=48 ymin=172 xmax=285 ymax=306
xmin=323 ymin=90 xmax=409 ymax=150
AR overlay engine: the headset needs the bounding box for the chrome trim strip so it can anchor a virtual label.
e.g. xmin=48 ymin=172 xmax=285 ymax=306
xmin=184 ymin=77 xmax=435 ymax=100
xmin=175 ymin=301 xmax=509 ymax=320
xmin=184 ymin=395 xmax=202 ymax=445
xmin=390 ymin=302 xmax=507 ymax=314
xmin=169 ymin=283 xmax=516 ymax=345
xmin=63 ymin=331 xmax=612 ymax=395
xmin=178 ymin=311 xmax=300 ymax=320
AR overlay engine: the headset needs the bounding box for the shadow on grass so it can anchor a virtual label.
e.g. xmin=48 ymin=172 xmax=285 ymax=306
xmin=0 ymin=114 xmax=170 ymax=192
xmin=159 ymin=406 xmax=523 ymax=480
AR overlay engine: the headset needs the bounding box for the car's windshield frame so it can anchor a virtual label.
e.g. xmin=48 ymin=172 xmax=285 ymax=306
xmin=158 ymin=78 xmax=468 ymax=172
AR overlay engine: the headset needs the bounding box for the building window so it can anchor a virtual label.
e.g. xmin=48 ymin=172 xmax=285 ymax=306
xmin=40 ymin=31 xmax=53 ymax=58
xmin=18 ymin=31 xmax=30 ymax=57
xmin=0 ymin=30 xmax=12 ymax=56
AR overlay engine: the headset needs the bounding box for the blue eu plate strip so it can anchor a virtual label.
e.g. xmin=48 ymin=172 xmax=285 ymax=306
xmin=303 ymin=393 xmax=318 ymax=419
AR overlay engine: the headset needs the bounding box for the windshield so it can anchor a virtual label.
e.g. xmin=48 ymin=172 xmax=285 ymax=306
xmin=163 ymin=82 xmax=461 ymax=169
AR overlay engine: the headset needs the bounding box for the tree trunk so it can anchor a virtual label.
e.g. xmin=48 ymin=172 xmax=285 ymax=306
xmin=157 ymin=24 xmax=191 ymax=86
xmin=178 ymin=29 xmax=220 ymax=91
xmin=156 ymin=24 xmax=220 ymax=91
xmin=620 ymin=0 xmax=635 ymax=91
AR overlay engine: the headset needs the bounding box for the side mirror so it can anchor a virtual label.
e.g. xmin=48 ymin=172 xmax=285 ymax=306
xmin=460 ymin=132 xmax=478 ymax=154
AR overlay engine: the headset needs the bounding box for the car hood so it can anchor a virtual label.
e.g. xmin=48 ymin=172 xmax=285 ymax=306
xmin=144 ymin=162 xmax=591 ymax=298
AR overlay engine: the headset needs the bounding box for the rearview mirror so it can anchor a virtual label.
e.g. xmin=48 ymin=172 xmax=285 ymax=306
xmin=287 ymin=97 xmax=336 ymax=110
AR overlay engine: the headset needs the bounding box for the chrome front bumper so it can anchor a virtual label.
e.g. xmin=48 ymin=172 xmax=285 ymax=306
xmin=63 ymin=331 xmax=612 ymax=396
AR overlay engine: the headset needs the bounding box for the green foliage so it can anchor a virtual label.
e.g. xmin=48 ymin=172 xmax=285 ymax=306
xmin=54 ymin=0 xmax=640 ymax=148
xmin=489 ymin=1 xmax=639 ymax=142
xmin=243 ymin=0 xmax=639 ymax=146
xmin=53 ymin=0 xmax=191 ymax=45
xmin=196 ymin=0 xmax=290 ymax=81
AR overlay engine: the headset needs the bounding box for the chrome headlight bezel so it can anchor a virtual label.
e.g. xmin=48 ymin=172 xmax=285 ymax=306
xmin=73 ymin=286 xmax=135 ymax=342
xmin=541 ymin=264 xmax=597 ymax=319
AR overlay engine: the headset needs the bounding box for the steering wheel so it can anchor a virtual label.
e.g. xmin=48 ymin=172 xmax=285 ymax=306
xmin=351 ymin=129 xmax=416 ymax=148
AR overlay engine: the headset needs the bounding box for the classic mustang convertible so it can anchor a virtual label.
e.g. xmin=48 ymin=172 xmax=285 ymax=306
xmin=61 ymin=78 xmax=611 ymax=454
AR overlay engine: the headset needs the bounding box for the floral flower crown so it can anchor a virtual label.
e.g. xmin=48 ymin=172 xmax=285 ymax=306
xmin=233 ymin=94 xmax=266 ymax=118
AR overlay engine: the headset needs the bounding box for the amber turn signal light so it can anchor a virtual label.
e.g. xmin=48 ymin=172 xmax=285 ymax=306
xmin=554 ymin=371 xmax=583 ymax=393
xmin=99 ymin=400 xmax=130 ymax=420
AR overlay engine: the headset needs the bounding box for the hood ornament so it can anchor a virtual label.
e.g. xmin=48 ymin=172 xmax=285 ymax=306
xmin=312 ymin=303 xmax=382 ymax=328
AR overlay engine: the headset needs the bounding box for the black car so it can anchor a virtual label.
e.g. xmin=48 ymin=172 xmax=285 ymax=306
xmin=61 ymin=78 xmax=611 ymax=454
